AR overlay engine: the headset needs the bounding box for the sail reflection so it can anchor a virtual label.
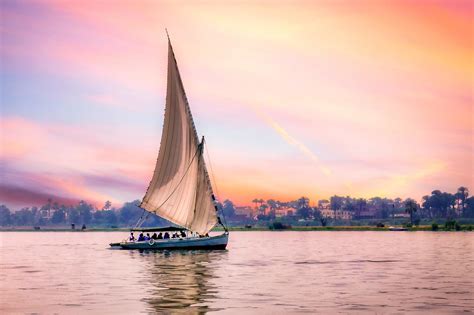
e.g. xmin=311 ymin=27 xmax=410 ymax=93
xmin=142 ymin=250 xmax=226 ymax=313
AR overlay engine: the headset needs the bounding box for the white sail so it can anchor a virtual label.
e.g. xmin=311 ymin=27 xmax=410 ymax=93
xmin=140 ymin=39 xmax=218 ymax=235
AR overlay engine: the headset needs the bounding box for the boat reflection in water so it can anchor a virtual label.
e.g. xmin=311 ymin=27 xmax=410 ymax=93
xmin=138 ymin=250 xmax=227 ymax=313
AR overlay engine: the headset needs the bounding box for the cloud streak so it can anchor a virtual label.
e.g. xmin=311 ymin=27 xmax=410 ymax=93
xmin=259 ymin=111 xmax=332 ymax=176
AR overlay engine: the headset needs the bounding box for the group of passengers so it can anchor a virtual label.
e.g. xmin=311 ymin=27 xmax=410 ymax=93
xmin=128 ymin=230 xmax=187 ymax=242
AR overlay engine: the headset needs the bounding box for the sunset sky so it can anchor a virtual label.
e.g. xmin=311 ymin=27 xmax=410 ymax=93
xmin=1 ymin=0 xmax=472 ymax=209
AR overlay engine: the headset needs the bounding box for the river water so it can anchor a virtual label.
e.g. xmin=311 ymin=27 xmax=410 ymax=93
xmin=0 ymin=231 xmax=472 ymax=314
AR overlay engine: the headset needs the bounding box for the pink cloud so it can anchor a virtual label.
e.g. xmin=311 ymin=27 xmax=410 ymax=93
xmin=0 ymin=116 xmax=157 ymax=208
xmin=0 ymin=184 xmax=80 ymax=208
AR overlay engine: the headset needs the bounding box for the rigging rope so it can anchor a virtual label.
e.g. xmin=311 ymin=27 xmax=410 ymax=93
xmin=134 ymin=208 xmax=147 ymax=228
xmin=204 ymin=141 xmax=228 ymax=230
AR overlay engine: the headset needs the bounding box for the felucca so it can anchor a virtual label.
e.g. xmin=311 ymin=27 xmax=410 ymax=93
xmin=111 ymin=33 xmax=228 ymax=250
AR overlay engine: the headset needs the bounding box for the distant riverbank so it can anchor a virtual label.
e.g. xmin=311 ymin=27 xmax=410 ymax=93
xmin=1 ymin=225 xmax=472 ymax=232
xmin=218 ymin=225 xmax=473 ymax=232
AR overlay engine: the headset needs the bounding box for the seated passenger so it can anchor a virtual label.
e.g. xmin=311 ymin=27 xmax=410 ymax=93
xmin=129 ymin=232 xmax=135 ymax=242
xmin=171 ymin=233 xmax=177 ymax=239
xmin=157 ymin=233 xmax=163 ymax=239
xmin=151 ymin=233 xmax=158 ymax=240
xmin=164 ymin=232 xmax=170 ymax=239
xmin=144 ymin=233 xmax=151 ymax=240
xmin=137 ymin=233 xmax=145 ymax=242
xmin=180 ymin=231 xmax=186 ymax=238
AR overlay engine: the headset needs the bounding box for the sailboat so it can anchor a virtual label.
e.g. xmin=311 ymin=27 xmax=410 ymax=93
xmin=111 ymin=33 xmax=229 ymax=250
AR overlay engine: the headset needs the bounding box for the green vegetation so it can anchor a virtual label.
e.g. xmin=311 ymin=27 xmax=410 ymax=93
xmin=239 ymin=186 xmax=474 ymax=230
xmin=268 ymin=221 xmax=291 ymax=230
xmin=444 ymin=220 xmax=462 ymax=231
xmin=0 ymin=199 xmax=170 ymax=229
xmin=1 ymin=186 xmax=473 ymax=232
xmin=404 ymin=199 xmax=418 ymax=225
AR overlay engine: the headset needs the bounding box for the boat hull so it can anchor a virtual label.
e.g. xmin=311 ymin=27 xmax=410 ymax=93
xmin=112 ymin=233 xmax=228 ymax=250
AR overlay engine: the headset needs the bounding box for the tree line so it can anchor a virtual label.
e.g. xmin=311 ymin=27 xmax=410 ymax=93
xmin=325 ymin=186 xmax=473 ymax=220
xmin=223 ymin=186 xmax=474 ymax=224
xmin=0 ymin=199 xmax=169 ymax=227
xmin=0 ymin=186 xmax=472 ymax=227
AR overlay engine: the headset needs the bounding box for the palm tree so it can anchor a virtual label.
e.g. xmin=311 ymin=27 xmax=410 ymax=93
xmin=404 ymin=199 xmax=418 ymax=225
xmin=252 ymin=199 xmax=259 ymax=210
xmin=103 ymin=200 xmax=112 ymax=211
xmin=297 ymin=197 xmax=309 ymax=209
xmin=266 ymin=199 xmax=277 ymax=210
